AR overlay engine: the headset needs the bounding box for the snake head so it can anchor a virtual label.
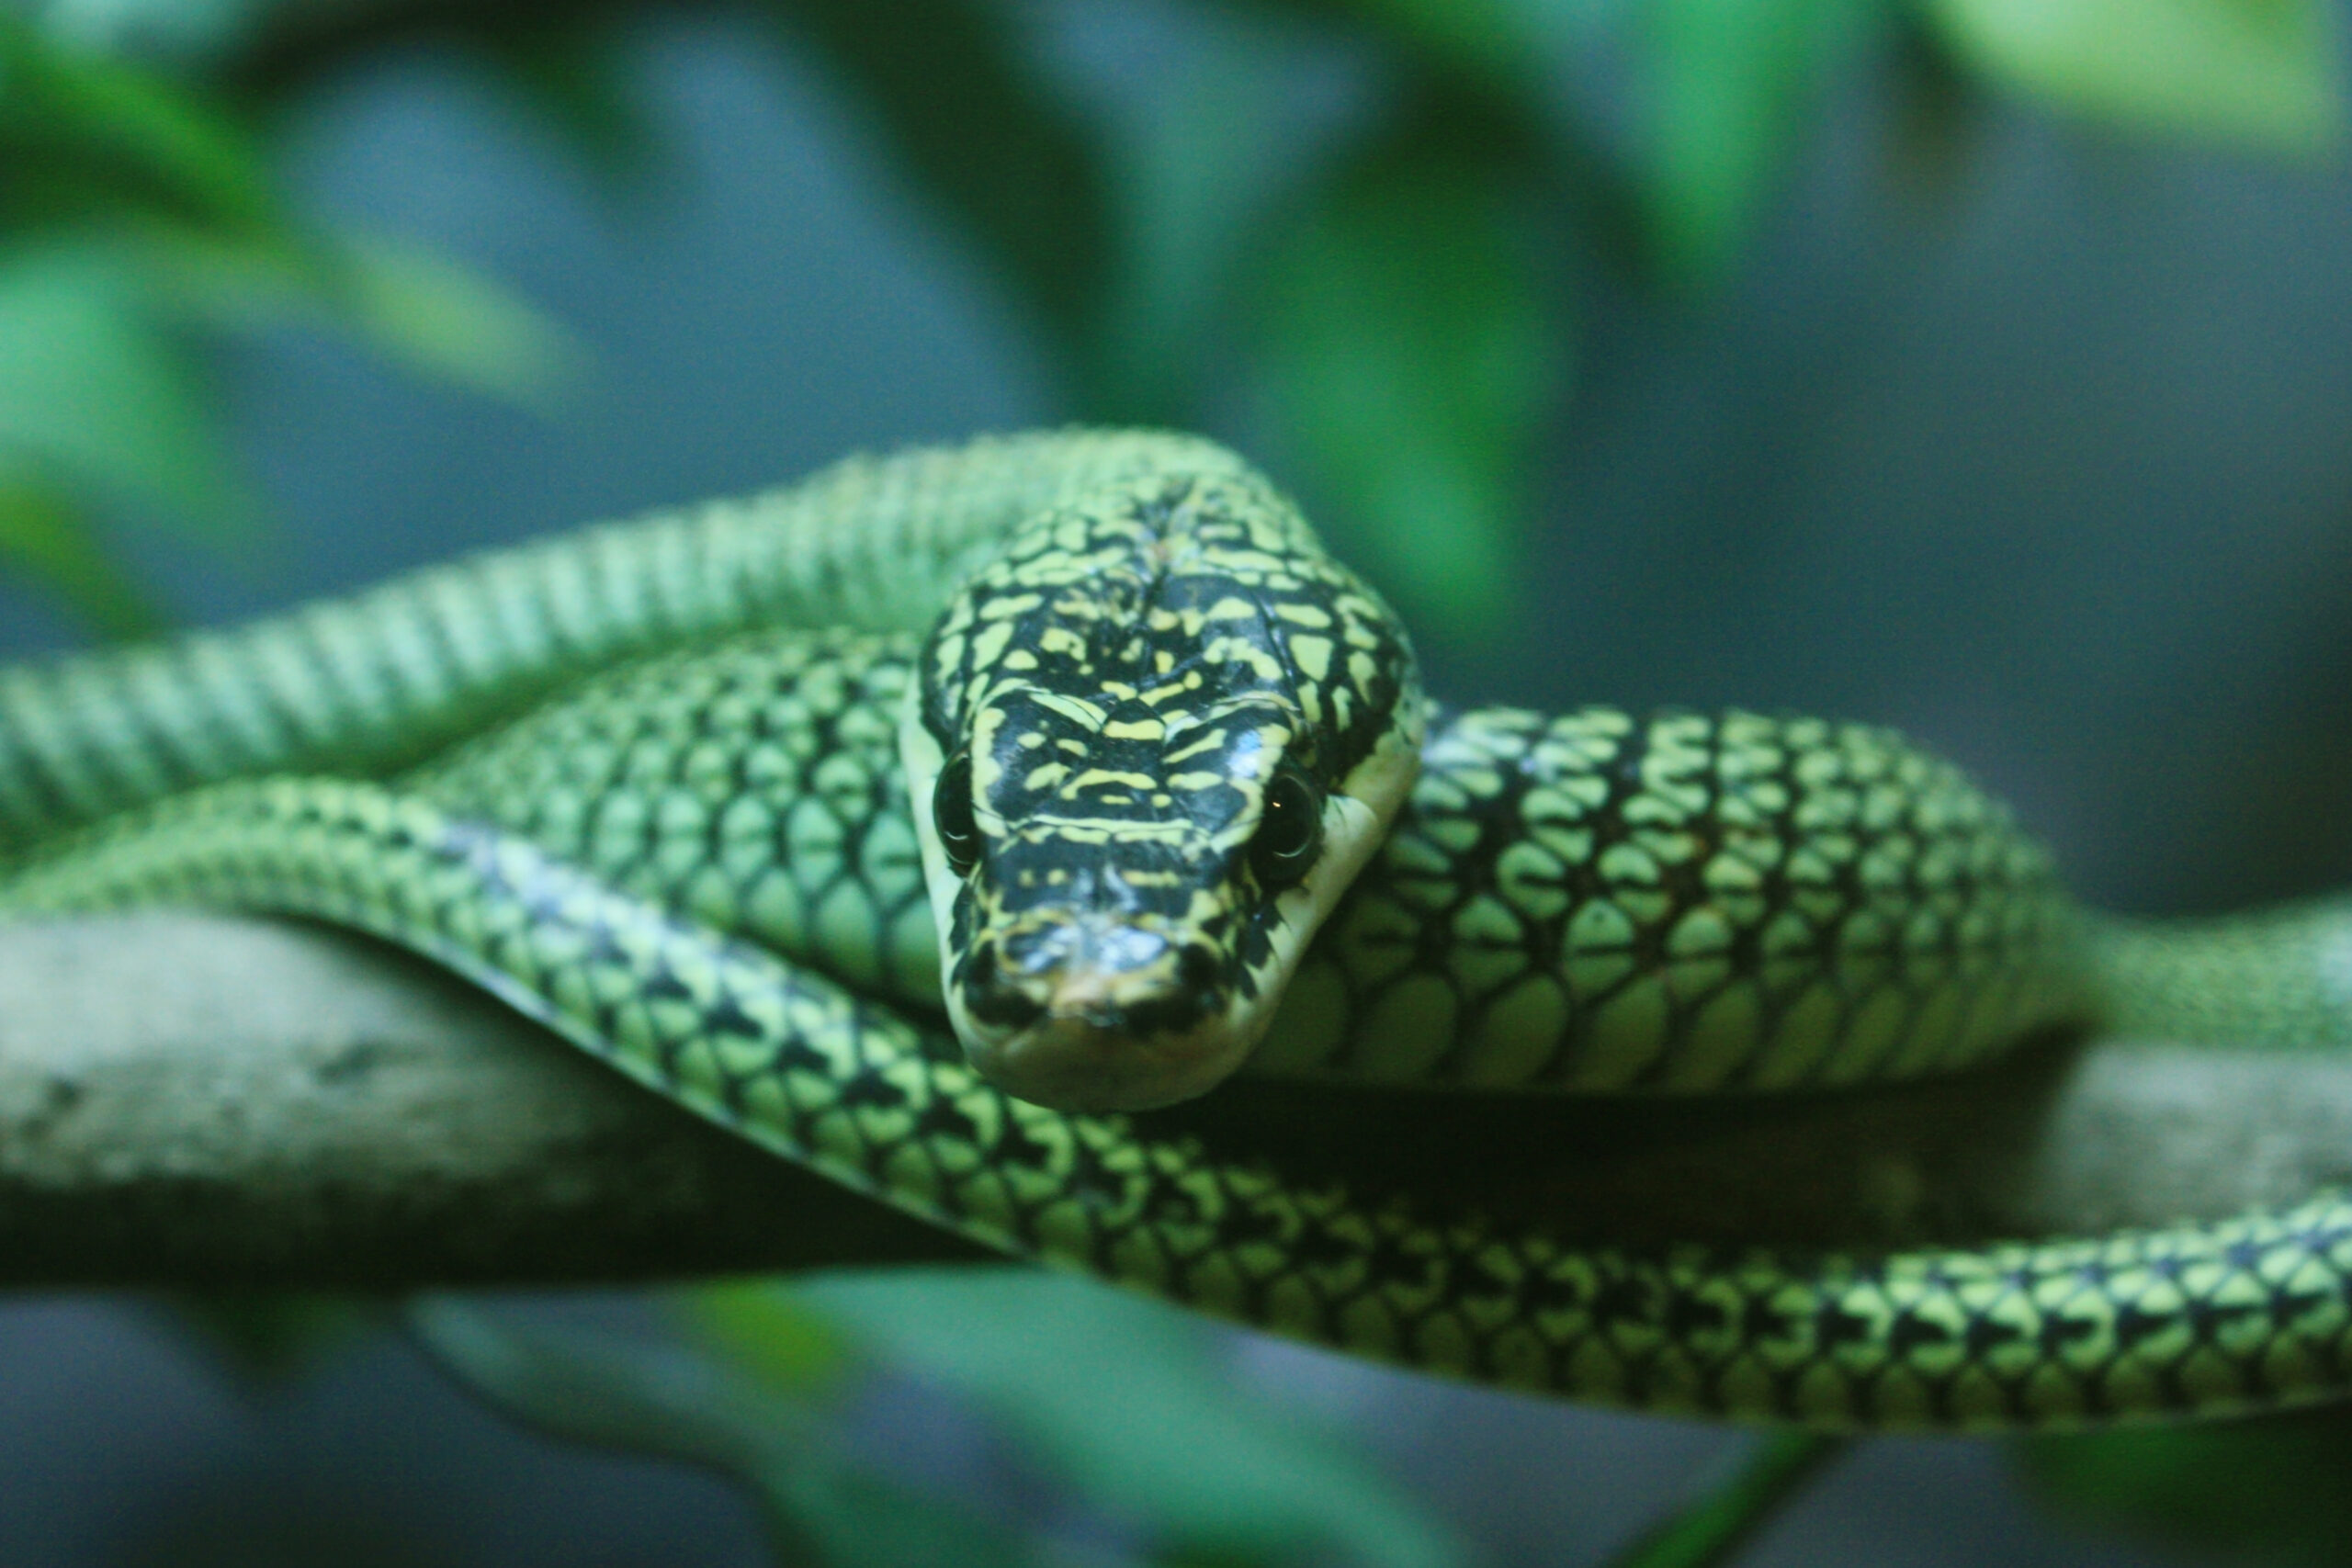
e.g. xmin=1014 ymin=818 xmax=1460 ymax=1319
xmin=903 ymin=469 xmax=1421 ymax=1112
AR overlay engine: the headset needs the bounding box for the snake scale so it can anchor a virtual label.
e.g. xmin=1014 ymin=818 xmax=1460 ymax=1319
xmin=5 ymin=428 xmax=2352 ymax=1432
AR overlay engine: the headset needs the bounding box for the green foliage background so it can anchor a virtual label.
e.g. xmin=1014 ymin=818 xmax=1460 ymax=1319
xmin=6 ymin=0 xmax=2349 ymax=1563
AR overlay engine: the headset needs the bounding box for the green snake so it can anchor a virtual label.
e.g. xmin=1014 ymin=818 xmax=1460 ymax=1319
xmin=3 ymin=428 xmax=2350 ymax=1433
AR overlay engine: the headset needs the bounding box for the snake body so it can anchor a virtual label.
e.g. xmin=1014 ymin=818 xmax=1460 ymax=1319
xmin=4 ymin=430 xmax=2351 ymax=1431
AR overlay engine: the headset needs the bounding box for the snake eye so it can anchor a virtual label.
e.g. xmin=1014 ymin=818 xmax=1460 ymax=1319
xmin=933 ymin=749 xmax=981 ymax=876
xmin=1250 ymin=770 xmax=1322 ymax=889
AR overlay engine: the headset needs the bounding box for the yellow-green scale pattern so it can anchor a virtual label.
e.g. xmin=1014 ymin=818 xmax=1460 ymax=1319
xmin=911 ymin=464 xmax=1420 ymax=1074
xmin=0 ymin=431 xmax=1255 ymax=849
xmin=7 ymin=769 xmax=2352 ymax=1430
xmin=2 ymin=428 xmax=2352 ymax=1430
xmin=402 ymin=628 xmax=2089 ymax=1096
xmin=1264 ymin=704 xmax=2089 ymax=1091
xmin=6 ymin=622 xmax=2352 ymax=1428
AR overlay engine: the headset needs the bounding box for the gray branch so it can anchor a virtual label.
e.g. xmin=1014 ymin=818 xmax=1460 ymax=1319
xmin=0 ymin=912 xmax=985 ymax=1285
xmin=3 ymin=910 xmax=2349 ymax=1287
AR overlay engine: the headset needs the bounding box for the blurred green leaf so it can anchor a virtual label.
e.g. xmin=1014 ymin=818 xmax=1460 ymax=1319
xmin=1639 ymin=0 xmax=1863 ymax=284
xmin=1051 ymin=2 xmax=1384 ymax=420
xmin=1232 ymin=0 xmax=1577 ymax=99
xmin=759 ymin=0 xmax=1112 ymax=350
xmin=126 ymin=224 xmax=579 ymax=410
xmin=149 ymin=1290 xmax=378 ymax=1383
xmin=0 ymin=10 xmax=277 ymax=232
xmin=0 ymin=244 xmax=248 ymax=535
xmin=682 ymin=1278 xmax=860 ymax=1397
xmin=0 ymin=14 xmax=574 ymax=626
xmin=38 ymin=0 xmax=262 ymax=67
xmin=2017 ymin=1404 xmax=2352 ymax=1565
xmin=327 ymin=237 xmax=582 ymax=408
xmin=467 ymin=12 xmax=664 ymax=190
xmin=1609 ymin=1432 xmax=1849 ymax=1568
xmin=1088 ymin=50 xmax=1291 ymax=416
xmin=1883 ymin=8 xmax=1984 ymax=200
xmin=1930 ymin=0 xmax=2344 ymax=152
xmin=0 ymin=471 xmax=163 ymax=638
xmin=411 ymin=1296 xmax=1041 ymax=1568
xmin=1254 ymin=115 xmax=1559 ymax=637
xmin=735 ymin=1269 xmax=1465 ymax=1568
xmin=1339 ymin=0 xmax=1550 ymax=92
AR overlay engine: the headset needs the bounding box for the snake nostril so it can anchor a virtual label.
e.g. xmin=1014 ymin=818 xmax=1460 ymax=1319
xmin=1175 ymin=944 xmax=1220 ymax=999
xmin=967 ymin=976 xmax=1045 ymax=1030
xmin=960 ymin=940 xmax=1044 ymax=1029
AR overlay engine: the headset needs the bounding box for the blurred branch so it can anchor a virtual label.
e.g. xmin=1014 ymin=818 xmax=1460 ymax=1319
xmin=6 ymin=908 xmax=2352 ymax=1286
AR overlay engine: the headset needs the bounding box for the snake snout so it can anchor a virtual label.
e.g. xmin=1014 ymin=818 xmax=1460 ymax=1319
xmin=953 ymin=911 xmax=1237 ymax=1110
xmin=969 ymin=915 xmax=1219 ymax=1031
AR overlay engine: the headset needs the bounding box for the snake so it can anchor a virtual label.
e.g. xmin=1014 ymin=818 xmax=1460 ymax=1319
xmin=2 ymin=427 xmax=2350 ymax=1433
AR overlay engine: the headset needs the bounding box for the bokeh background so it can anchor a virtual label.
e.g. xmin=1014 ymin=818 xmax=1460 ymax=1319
xmin=5 ymin=0 xmax=2352 ymax=1562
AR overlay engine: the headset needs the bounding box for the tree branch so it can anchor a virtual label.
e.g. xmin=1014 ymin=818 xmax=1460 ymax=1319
xmin=3 ymin=910 xmax=2349 ymax=1287
xmin=0 ymin=911 xmax=985 ymax=1286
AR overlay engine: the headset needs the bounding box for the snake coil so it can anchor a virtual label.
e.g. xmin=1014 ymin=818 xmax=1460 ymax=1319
xmin=1 ymin=430 xmax=2349 ymax=1430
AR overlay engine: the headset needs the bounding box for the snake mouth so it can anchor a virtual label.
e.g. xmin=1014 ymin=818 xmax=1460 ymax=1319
xmin=965 ymin=1008 xmax=1243 ymax=1112
xmin=951 ymin=920 xmax=1245 ymax=1110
